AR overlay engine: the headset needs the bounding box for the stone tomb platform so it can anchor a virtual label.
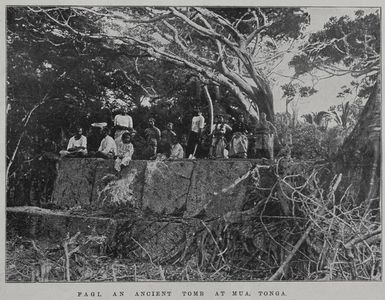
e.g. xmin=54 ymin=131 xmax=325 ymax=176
xmin=6 ymin=206 xmax=117 ymax=255
xmin=8 ymin=159 xmax=275 ymax=263
xmin=51 ymin=159 xmax=274 ymax=218
xmin=7 ymin=206 xmax=201 ymax=262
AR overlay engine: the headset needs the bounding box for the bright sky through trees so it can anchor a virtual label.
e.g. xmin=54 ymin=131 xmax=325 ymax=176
xmin=272 ymin=7 xmax=378 ymax=115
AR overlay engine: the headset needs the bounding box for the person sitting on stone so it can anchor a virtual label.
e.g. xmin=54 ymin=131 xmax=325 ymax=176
xmin=160 ymin=122 xmax=177 ymax=157
xmin=144 ymin=118 xmax=161 ymax=160
xmin=59 ymin=127 xmax=87 ymax=158
xmin=95 ymin=127 xmax=117 ymax=159
xmin=114 ymin=132 xmax=134 ymax=172
xmin=169 ymin=135 xmax=184 ymax=160
xmin=114 ymin=108 xmax=133 ymax=139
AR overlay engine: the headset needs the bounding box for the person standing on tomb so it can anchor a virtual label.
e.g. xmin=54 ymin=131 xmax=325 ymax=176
xmin=114 ymin=132 xmax=134 ymax=172
xmin=169 ymin=135 xmax=184 ymax=160
xmin=95 ymin=128 xmax=117 ymax=159
xmin=114 ymin=108 xmax=133 ymax=139
xmin=186 ymin=107 xmax=205 ymax=158
xmin=254 ymin=112 xmax=278 ymax=160
xmin=91 ymin=108 xmax=112 ymax=129
xmin=144 ymin=118 xmax=161 ymax=160
xmin=160 ymin=122 xmax=177 ymax=157
xmin=59 ymin=127 xmax=87 ymax=158
xmin=130 ymin=129 xmax=146 ymax=160
xmin=210 ymin=115 xmax=232 ymax=159
xmin=229 ymin=114 xmax=249 ymax=158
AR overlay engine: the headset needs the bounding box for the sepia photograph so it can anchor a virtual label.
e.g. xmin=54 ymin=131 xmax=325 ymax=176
xmin=4 ymin=2 xmax=382 ymax=292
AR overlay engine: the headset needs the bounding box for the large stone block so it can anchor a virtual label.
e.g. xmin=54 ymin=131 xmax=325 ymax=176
xmin=51 ymin=158 xmax=100 ymax=208
xmin=51 ymin=158 xmax=275 ymax=218
xmin=114 ymin=219 xmax=201 ymax=264
xmin=185 ymin=160 xmax=253 ymax=218
xmin=142 ymin=161 xmax=194 ymax=215
xmin=6 ymin=207 xmax=203 ymax=263
xmin=6 ymin=206 xmax=117 ymax=255
xmin=91 ymin=160 xmax=147 ymax=209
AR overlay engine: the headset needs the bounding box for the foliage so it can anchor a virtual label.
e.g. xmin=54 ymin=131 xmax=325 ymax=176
xmin=6 ymin=7 xmax=211 ymax=203
xmin=274 ymin=113 xmax=327 ymax=160
xmin=290 ymin=10 xmax=380 ymax=97
xmin=28 ymin=6 xmax=312 ymax=120
xmin=291 ymin=124 xmax=328 ymax=159
xmin=328 ymin=83 xmax=365 ymax=130
xmin=301 ymin=111 xmax=330 ymax=129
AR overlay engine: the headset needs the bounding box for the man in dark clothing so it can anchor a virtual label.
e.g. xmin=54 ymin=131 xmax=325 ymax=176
xmin=160 ymin=122 xmax=177 ymax=157
xmin=144 ymin=118 xmax=161 ymax=160
xmin=87 ymin=126 xmax=103 ymax=156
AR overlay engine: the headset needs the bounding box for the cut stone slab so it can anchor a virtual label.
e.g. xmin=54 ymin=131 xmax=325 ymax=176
xmin=51 ymin=158 xmax=276 ymax=218
xmin=52 ymin=158 xmax=100 ymax=208
xmin=185 ymin=160 xmax=253 ymax=218
xmin=114 ymin=218 xmax=202 ymax=264
xmin=91 ymin=160 xmax=147 ymax=209
xmin=6 ymin=206 xmax=117 ymax=255
xmin=142 ymin=161 xmax=194 ymax=215
xmin=6 ymin=206 xmax=204 ymax=263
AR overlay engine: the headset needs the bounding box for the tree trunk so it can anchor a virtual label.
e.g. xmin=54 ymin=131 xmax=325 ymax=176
xmin=337 ymin=79 xmax=381 ymax=206
xmin=203 ymin=86 xmax=214 ymax=134
xmin=251 ymin=82 xmax=274 ymax=121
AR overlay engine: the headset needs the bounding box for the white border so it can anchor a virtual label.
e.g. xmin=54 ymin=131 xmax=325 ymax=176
xmin=1 ymin=1 xmax=384 ymax=300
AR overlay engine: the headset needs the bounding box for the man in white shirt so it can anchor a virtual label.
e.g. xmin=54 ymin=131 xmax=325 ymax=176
xmin=95 ymin=128 xmax=117 ymax=159
xmin=114 ymin=108 xmax=133 ymax=139
xmin=186 ymin=107 xmax=205 ymax=158
xmin=59 ymin=127 xmax=87 ymax=158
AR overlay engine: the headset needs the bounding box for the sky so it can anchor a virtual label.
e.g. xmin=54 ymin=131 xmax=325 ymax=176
xmin=271 ymin=7 xmax=378 ymax=115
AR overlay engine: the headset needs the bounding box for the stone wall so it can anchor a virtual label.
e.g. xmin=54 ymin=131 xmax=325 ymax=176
xmin=8 ymin=159 xmax=275 ymax=264
xmin=51 ymin=159 xmax=274 ymax=218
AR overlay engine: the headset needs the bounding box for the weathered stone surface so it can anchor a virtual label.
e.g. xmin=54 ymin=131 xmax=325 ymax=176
xmin=52 ymin=159 xmax=275 ymax=217
xmin=7 ymin=206 xmax=205 ymax=263
xmin=91 ymin=160 xmax=147 ymax=209
xmin=52 ymin=158 xmax=100 ymax=208
xmin=114 ymin=219 xmax=201 ymax=264
xmin=6 ymin=206 xmax=117 ymax=255
xmin=142 ymin=161 xmax=194 ymax=215
xmin=185 ymin=160 xmax=253 ymax=218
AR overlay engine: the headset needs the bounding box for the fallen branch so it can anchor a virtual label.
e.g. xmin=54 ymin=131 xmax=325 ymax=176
xmin=344 ymin=229 xmax=381 ymax=250
xmin=268 ymin=223 xmax=313 ymax=281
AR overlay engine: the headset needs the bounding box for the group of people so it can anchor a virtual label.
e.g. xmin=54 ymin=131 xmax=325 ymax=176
xmin=59 ymin=107 xmax=279 ymax=172
xmin=186 ymin=108 xmax=279 ymax=160
xmin=59 ymin=109 xmax=184 ymax=172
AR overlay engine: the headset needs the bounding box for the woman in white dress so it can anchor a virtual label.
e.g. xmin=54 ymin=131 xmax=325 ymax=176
xmin=114 ymin=108 xmax=133 ymax=139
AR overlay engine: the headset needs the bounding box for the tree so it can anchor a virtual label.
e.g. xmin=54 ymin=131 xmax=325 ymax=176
xmin=281 ymin=82 xmax=317 ymax=127
xmin=7 ymin=7 xmax=226 ymax=204
xmin=302 ymin=111 xmax=329 ymax=129
xmin=328 ymin=83 xmax=365 ymax=130
xmin=290 ymin=9 xmax=380 ymax=204
xmin=339 ymin=79 xmax=381 ymax=206
xmin=30 ymin=6 xmax=310 ymax=121
xmin=290 ymin=10 xmax=379 ymax=92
